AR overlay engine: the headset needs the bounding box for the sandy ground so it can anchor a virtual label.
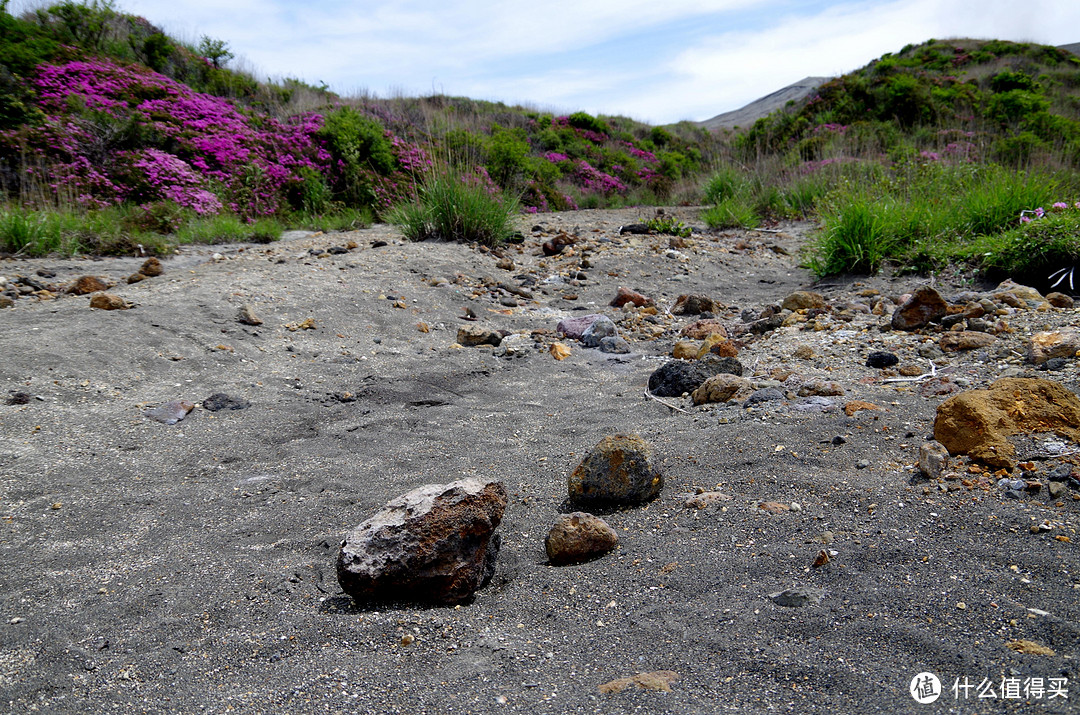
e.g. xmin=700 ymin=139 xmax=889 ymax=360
xmin=0 ymin=207 xmax=1077 ymax=714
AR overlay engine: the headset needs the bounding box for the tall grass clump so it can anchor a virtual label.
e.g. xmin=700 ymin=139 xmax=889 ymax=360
xmin=388 ymin=169 xmax=519 ymax=247
xmin=809 ymin=162 xmax=1068 ymax=276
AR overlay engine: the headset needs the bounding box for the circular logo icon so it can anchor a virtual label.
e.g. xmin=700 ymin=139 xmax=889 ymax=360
xmin=910 ymin=672 xmax=942 ymax=704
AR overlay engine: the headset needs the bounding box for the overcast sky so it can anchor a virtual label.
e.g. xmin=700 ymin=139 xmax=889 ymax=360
xmin=21 ymin=0 xmax=1080 ymax=124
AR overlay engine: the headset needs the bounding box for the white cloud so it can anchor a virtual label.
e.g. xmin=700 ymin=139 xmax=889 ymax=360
xmin=16 ymin=0 xmax=1080 ymax=125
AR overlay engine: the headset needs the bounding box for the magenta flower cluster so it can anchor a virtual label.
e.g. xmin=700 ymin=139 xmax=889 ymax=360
xmin=574 ymin=160 xmax=627 ymax=195
xmin=543 ymin=151 xmax=570 ymax=163
xmin=2 ymin=58 xmax=331 ymax=218
xmin=1019 ymin=201 xmax=1080 ymax=223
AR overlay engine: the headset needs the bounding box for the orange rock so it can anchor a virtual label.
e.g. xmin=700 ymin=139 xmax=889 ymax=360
xmin=934 ymin=378 xmax=1080 ymax=468
xmin=843 ymin=400 xmax=881 ymax=417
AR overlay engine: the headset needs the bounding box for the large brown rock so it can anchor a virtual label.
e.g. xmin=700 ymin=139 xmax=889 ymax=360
xmin=545 ymin=512 xmax=618 ymax=565
xmin=68 ymin=275 xmax=113 ymax=295
xmin=891 ymin=286 xmax=947 ymax=331
xmin=337 ymin=478 xmax=506 ymax=605
xmin=568 ymin=434 xmax=662 ymax=505
xmin=933 ymin=378 xmax=1080 ymax=467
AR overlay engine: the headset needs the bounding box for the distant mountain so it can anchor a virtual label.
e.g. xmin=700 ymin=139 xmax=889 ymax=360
xmin=1060 ymin=42 xmax=1080 ymax=56
xmin=698 ymin=76 xmax=830 ymax=131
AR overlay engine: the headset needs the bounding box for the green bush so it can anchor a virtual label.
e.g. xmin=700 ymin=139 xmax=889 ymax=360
xmin=567 ymin=112 xmax=608 ymax=135
xmin=484 ymin=125 xmax=531 ymax=188
xmin=388 ymin=170 xmax=518 ymax=247
xmin=316 ymin=108 xmax=395 ymax=207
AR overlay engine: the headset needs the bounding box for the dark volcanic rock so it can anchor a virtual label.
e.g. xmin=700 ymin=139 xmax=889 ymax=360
xmin=202 ymin=393 xmax=251 ymax=411
xmin=865 ymin=351 xmax=899 ymax=369
xmin=647 ymin=357 xmax=742 ymax=397
xmin=568 ymin=433 xmax=662 ymax=506
xmin=337 ymin=478 xmax=507 ymax=606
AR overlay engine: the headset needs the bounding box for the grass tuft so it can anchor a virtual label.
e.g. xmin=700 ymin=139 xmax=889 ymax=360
xmin=388 ymin=170 xmax=518 ymax=246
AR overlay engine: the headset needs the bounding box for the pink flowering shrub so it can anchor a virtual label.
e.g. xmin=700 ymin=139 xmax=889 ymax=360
xmin=1 ymin=58 xmax=330 ymax=219
xmin=574 ymin=160 xmax=627 ymax=195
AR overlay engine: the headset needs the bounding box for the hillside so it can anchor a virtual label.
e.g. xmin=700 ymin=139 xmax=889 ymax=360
xmin=735 ymin=38 xmax=1080 ymax=166
xmin=0 ymin=0 xmax=718 ymax=255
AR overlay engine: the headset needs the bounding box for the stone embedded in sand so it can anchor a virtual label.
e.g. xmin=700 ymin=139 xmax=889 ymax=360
xmin=781 ymin=291 xmax=826 ymax=311
xmin=337 ymin=478 xmax=506 ymax=606
xmin=939 ymin=331 xmax=997 ymax=352
xmin=126 ymin=272 xmax=146 ymax=284
xmin=0 ymin=296 xmax=14 ymax=309
xmin=598 ymin=335 xmax=630 ymax=354
xmin=1047 ymin=292 xmax=1074 ymax=309
xmin=568 ymin=434 xmax=662 ymax=506
xmin=610 ymin=286 xmax=652 ymax=309
xmin=919 ymin=440 xmax=950 ymax=479
xmin=769 ymin=586 xmax=825 ymax=608
xmin=691 ymin=374 xmax=752 ymax=405
xmin=647 ymin=357 xmax=741 ymax=397
xmin=933 ymin=377 xmax=1080 ymax=468
xmin=550 ymin=342 xmax=571 ymax=360
xmin=796 ymin=379 xmax=844 ymax=397
xmin=672 ymin=341 xmax=699 ymax=360
xmin=598 ymin=671 xmax=680 ymax=694
xmin=139 ymin=257 xmax=163 ymax=277
xmin=680 ymin=319 xmax=727 ymax=340
xmin=545 ymin=512 xmax=618 ymax=565
xmin=683 ymin=490 xmax=732 ymax=508
xmin=865 ymin=351 xmax=899 ymax=369
xmin=89 ymin=293 xmax=130 ymax=310
xmin=891 ymin=286 xmax=947 ymax=331
xmin=696 ymin=333 xmax=738 ymax=359
xmin=237 ymin=304 xmax=263 ymax=326
xmin=144 ymin=400 xmax=195 ymax=425
xmin=556 ymin=314 xmax=604 ymax=340
xmin=202 ymin=393 xmax=250 ymax=411
xmin=456 ymin=325 xmax=502 ymax=347
xmin=1027 ymin=329 xmax=1080 ymax=365
xmin=995 ymin=279 xmax=1046 ymax=309
xmin=843 ymin=400 xmax=881 ymax=417
xmin=671 ymin=294 xmax=718 ymax=315
xmin=581 ymin=316 xmax=618 ymax=347
xmin=68 ymin=275 xmax=113 ymax=295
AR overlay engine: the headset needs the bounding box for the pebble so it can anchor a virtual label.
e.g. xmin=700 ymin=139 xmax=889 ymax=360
xmin=769 ymin=586 xmax=825 ymax=608
xmin=144 ymin=400 xmax=196 ymax=425
xmin=202 ymin=393 xmax=250 ymax=411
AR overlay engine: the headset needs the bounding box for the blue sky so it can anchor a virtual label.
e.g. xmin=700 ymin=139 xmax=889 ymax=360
xmin=25 ymin=0 xmax=1080 ymax=124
